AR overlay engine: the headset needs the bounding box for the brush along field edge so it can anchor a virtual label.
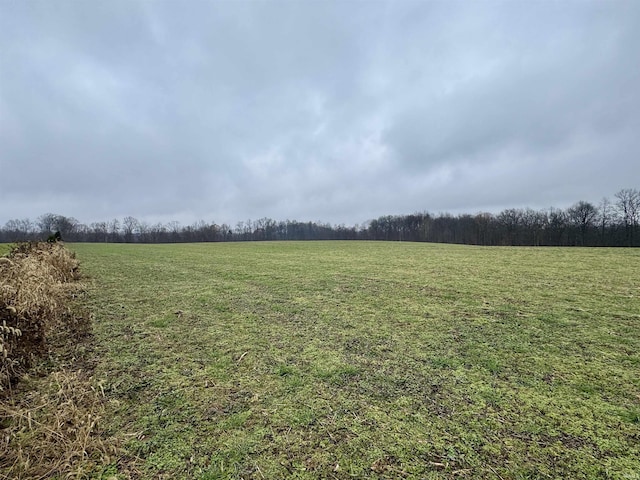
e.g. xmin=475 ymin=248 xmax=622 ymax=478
xmin=0 ymin=242 xmax=84 ymax=387
xmin=0 ymin=243 xmax=124 ymax=480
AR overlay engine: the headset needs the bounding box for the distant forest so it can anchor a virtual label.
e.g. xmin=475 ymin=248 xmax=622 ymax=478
xmin=1 ymin=188 xmax=639 ymax=247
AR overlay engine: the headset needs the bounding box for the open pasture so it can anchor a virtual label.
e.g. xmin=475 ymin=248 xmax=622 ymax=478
xmin=70 ymin=241 xmax=640 ymax=479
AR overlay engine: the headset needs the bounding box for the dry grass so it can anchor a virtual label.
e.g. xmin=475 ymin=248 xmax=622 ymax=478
xmin=0 ymin=242 xmax=128 ymax=480
xmin=0 ymin=370 xmax=123 ymax=480
xmin=0 ymin=242 xmax=83 ymax=387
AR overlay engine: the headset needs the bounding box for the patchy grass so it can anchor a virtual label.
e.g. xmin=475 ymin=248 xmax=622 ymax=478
xmin=69 ymin=241 xmax=640 ymax=479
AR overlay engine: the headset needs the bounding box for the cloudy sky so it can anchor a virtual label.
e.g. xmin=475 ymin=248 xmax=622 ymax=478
xmin=1 ymin=1 xmax=639 ymax=227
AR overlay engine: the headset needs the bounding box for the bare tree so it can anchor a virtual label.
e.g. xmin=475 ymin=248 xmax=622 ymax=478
xmin=547 ymin=208 xmax=568 ymax=246
xmin=521 ymin=208 xmax=548 ymax=246
xmin=497 ymin=208 xmax=522 ymax=245
xmin=35 ymin=213 xmax=78 ymax=240
xmin=567 ymin=201 xmax=598 ymax=246
xmin=220 ymin=224 xmax=232 ymax=241
xmin=138 ymin=221 xmax=151 ymax=242
xmin=598 ymin=197 xmax=615 ymax=244
xmin=150 ymin=222 xmax=167 ymax=242
xmin=17 ymin=218 xmax=35 ymax=235
xmin=615 ymin=188 xmax=640 ymax=245
xmin=108 ymin=218 xmax=121 ymax=242
xmin=90 ymin=222 xmax=109 ymax=242
xmin=55 ymin=216 xmax=79 ymax=240
xmin=122 ymin=216 xmax=139 ymax=242
xmin=37 ymin=213 xmax=58 ymax=234
xmin=166 ymin=221 xmax=181 ymax=242
xmin=3 ymin=218 xmax=35 ymax=241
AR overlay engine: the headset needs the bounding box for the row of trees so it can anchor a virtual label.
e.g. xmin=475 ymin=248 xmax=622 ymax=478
xmin=0 ymin=215 xmax=360 ymax=244
xmin=369 ymin=188 xmax=639 ymax=246
xmin=1 ymin=188 xmax=639 ymax=246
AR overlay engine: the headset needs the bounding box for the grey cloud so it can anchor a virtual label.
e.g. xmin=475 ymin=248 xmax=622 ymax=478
xmin=1 ymin=1 xmax=639 ymax=226
xmin=384 ymin=2 xmax=640 ymax=171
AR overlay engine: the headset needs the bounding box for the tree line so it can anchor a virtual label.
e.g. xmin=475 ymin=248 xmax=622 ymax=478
xmin=1 ymin=188 xmax=639 ymax=246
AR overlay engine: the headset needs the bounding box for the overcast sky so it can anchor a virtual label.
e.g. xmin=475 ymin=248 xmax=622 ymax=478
xmin=1 ymin=1 xmax=639 ymax=227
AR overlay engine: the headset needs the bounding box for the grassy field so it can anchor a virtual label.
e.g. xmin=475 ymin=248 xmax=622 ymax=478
xmin=67 ymin=241 xmax=639 ymax=479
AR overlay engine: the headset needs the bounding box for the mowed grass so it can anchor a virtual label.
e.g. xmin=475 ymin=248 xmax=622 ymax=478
xmin=69 ymin=241 xmax=640 ymax=479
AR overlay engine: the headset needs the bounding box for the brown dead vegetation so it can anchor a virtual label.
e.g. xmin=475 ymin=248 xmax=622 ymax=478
xmin=1 ymin=242 xmax=83 ymax=385
xmin=0 ymin=242 xmax=127 ymax=479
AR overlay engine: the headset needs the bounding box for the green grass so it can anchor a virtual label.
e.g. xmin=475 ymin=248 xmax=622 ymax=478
xmin=0 ymin=243 xmax=11 ymax=256
xmin=68 ymin=241 xmax=640 ymax=479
